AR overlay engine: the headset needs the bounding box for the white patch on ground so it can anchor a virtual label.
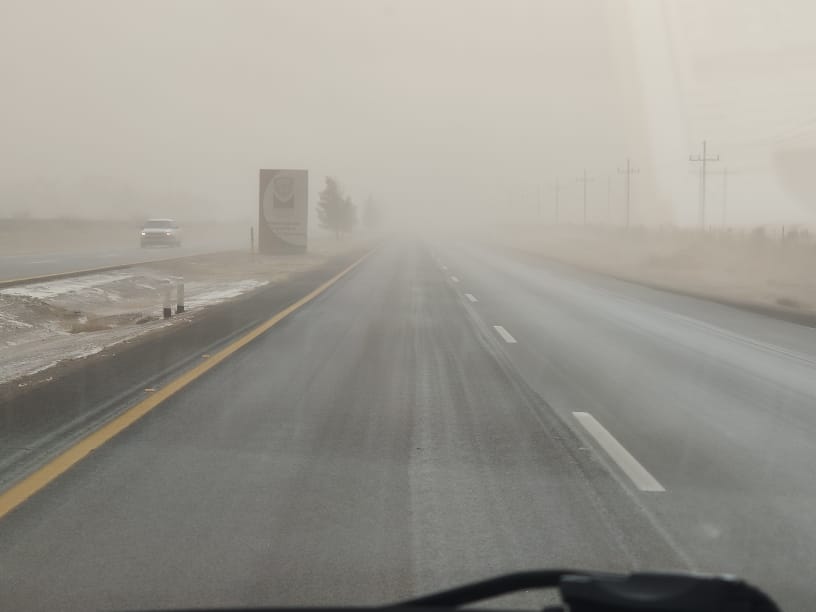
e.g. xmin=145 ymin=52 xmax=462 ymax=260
xmin=0 ymin=323 xmax=171 ymax=385
xmin=0 ymin=276 xmax=269 ymax=385
xmin=3 ymin=356 xmax=57 ymax=386
xmin=71 ymin=345 xmax=105 ymax=359
xmin=184 ymin=280 xmax=269 ymax=308
xmin=0 ymin=272 xmax=134 ymax=299
xmin=0 ymin=310 xmax=33 ymax=329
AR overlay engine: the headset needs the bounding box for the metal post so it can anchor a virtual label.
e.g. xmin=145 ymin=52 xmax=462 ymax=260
xmin=618 ymin=158 xmax=639 ymax=228
xmin=576 ymin=170 xmax=593 ymax=226
xmin=582 ymin=169 xmax=587 ymax=225
xmin=606 ymin=175 xmax=611 ymax=224
xmin=627 ymin=160 xmax=633 ymax=227
xmin=163 ymin=281 xmax=172 ymax=319
xmin=250 ymin=226 xmax=255 ymax=254
xmin=176 ymin=277 xmax=185 ymax=314
xmin=689 ymin=141 xmax=719 ymax=229
xmin=702 ymin=140 xmax=708 ymax=227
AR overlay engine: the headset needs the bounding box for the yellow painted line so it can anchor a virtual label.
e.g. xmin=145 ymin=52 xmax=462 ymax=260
xmin=0 ymin=248 xmax=376 ymax=520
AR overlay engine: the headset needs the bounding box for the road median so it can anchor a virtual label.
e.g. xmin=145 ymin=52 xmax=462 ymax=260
xmin=0 ymin=239 xmax=377 ymax=492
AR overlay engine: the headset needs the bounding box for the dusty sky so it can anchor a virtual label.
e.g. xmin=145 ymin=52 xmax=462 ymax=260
xmin=1 ymin=0 xmax=815 ymax=226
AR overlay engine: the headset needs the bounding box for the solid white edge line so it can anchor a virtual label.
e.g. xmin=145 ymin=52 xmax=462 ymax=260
xmin=573 ymin=412 xmax=665 ymax=492
xmin=493 ymin=325 xmax=517 ymax=344
xmin=450 ymin=276 xmax=460 ymax=283
xmin=465 ymin=293 xmax=478 ymax=302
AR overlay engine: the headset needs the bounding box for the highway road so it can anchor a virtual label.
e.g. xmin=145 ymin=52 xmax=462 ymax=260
xmin=0 ymin=238 xmax=813 ymax=610
xmin=0 ymin=239 xmax=242 ymax=283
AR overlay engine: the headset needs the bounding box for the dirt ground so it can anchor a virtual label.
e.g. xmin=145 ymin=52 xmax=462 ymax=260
xmin=483 ymin=224 xmax=816 ymax=315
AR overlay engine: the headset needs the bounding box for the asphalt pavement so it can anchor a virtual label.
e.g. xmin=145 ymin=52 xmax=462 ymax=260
xmin=0 ymin=238 xmax=812 ymax=610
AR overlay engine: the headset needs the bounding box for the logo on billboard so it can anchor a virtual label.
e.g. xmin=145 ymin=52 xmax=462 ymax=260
xmin=272 ymin=174 xmax=295 ymax=209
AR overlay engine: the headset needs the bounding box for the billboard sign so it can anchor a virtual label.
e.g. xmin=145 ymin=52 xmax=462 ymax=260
xmin=259 ymin=169 xmax=308 ymax=253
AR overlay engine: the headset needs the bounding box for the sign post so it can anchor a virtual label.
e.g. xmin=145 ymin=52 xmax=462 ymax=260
xmin=258 ymin=169 xmax=308 ymax=254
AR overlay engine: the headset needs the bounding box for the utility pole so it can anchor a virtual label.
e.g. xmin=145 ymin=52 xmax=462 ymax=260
xmin=617 ymin=158 xmax=639 ymax=228
xmin=689 ymin=140 xmax=720 ymax=229
xmin=551 ymin=177 xmax=561 ymax=224
xmin=537 ymin=184 xmax=542 ymax=219
xmin=576 ymin=169 xmax=593 ymax=226
xmin=606 ymin=176 xmax=611 ymax=224
xmin=722 ymin=167 xmax=728 ymax=228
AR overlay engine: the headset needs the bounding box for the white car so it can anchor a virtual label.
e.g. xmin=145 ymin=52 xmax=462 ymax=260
xmin=140 ymin=219 xmax=182 ymax=247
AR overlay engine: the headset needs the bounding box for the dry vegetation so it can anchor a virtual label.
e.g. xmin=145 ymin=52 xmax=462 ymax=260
xmin=488 ymin=224 xmax=816 ymax=314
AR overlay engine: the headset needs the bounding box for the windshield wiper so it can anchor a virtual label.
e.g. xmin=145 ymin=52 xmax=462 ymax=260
xmin=143 ymin=570 xmax=782 ymax=612
xmin=392 ymin=570 xmax=781 ymax=611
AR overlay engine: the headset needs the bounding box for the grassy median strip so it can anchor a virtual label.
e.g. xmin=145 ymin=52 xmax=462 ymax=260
xmin=0 ymin=248 xmax=375 ymax=520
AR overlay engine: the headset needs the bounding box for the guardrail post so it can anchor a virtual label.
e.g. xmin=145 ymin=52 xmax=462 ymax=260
xmin=176 ymin=277 xmax=185 ymax=313
xmin=163 ymin=281 xmax=172 ymax=319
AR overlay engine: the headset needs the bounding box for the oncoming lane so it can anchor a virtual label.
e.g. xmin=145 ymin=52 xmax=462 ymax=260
xmin=0 ymin=240 xmax=242 ymax=284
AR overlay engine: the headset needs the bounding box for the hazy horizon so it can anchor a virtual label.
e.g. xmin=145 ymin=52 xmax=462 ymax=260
xmin=2 ymin=0 xmax=816 ymax=228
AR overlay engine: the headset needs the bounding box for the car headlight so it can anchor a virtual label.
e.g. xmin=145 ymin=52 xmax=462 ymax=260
xmin=165 ymin=231 xmax=172 ymax=236
xmin=141 ymin=231 xmax=146 ymax=236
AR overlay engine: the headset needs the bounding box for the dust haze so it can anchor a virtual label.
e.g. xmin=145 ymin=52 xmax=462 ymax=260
xmin=1 ymin=0 xmax=816 ymax=232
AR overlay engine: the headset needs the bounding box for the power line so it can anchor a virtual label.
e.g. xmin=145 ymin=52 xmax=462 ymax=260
xmin=617 ymin=158 xmax=639 ymax=228
xmin=689 ymin=140 xmax=720 ymax=229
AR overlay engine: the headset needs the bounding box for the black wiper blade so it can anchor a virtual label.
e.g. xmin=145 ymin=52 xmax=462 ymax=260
xmin=560 ymin=572 xmax=781 ymax=612
xmin=392 ymin=570 xmax=781 ymax=612
xmin=392 ymin=570 xmax=569 ymax=607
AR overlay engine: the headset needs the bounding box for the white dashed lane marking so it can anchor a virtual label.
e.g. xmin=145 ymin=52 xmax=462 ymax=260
xmin=493 ymin=325 xmax=517 ymax=344
xmin=573 ymin=412 xmax=665 ymax=492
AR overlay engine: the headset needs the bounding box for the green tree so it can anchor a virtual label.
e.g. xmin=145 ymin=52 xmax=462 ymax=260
xmin=340 ymin=195 xmax=358 ymax=235
xmin=316 ymin=177 xmax=345 ymax=238
xmin=317 ymin=177 xmax=358 ymax=238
